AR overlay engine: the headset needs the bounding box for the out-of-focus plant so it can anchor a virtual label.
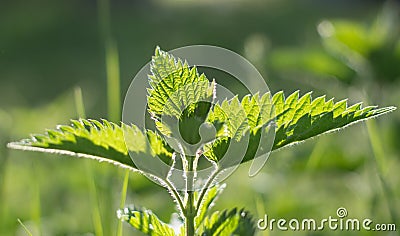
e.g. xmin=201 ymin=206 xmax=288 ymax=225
xmin=270 ymin=2 xmax=400 ymax=85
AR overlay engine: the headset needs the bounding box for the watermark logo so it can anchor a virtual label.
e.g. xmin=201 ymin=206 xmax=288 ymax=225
xmin=122 ymin=45 xmax=275 ymax=190
xmin=257 ymin=207 xmax=396 ymax=232
xmin=336 ymin=207 xmax=348 ymax=218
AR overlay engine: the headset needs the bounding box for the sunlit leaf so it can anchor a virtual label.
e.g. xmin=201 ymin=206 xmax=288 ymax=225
xmin=195 ymin=184 xmax=225 ymax=228
xmin=118 ymin=206 xmax=176 ymax=236
xmin=7 ymin=119 xmax=174 ymax=175
xmin=203 ymin=91 xmax=396 ymax=164
xmin=201 ymin=208 xmax=255 ymax=236
xmin=148 ymin=47 xmax=215 ymax=120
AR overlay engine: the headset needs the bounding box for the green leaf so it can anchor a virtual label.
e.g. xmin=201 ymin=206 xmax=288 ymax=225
xmin=272 ymin=92 xmax=396 ymax=150
xmin=147 ymin=47 xmax=215 ymax=120
xmin=201 ymin=208 xmax=255 ymax=236
xmin=118 ymin=206 xmax=176 ymax=236
xmin=148 ymin=47 xmax=217 ymax=155
xmin=203 ymin=91 xmax=396 ymax=165
xmin=195 ymin=184 xmax=225 ymax=228
xmin=202 ymin=209 xmax=239 ymax=236
xmin=232 ymin=210 xmax=256 ymax=236
xmin=7 ymin=119 xmax=174 ymax=175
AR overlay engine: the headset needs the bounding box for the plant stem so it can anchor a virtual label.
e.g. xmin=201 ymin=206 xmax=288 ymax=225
xmin=195 ymin=167 xmax=220 ymax=214
xmin=164 ymin=178 xmax=185 ymax=216
xmin=185 ymin=156 xmax=196 ymax=236
xmin=186 ymin=193 xmax=195 ymax=236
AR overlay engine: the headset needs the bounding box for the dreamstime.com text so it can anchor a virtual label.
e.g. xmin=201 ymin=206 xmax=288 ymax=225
xmin=258 ymin=207 xmax=396 ymax=232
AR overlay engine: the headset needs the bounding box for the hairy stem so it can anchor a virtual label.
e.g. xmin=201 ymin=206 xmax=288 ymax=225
xmin=195 ymin=166 xmax=220 ymax=215
xmin=185 ymin=156 xmax=196 ymax=236
xmin=142 ymin=171 xmax=186 ymax=219
xmin=164 ymin=178 xmax=185 ymax=217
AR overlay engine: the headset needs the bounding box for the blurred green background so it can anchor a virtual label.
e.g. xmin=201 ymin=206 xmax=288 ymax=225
xmin=1 ymin=0 xmax=399 ymax=235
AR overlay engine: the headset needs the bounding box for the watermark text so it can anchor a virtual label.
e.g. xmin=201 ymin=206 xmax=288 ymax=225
xmin=258 ymin=207 xmax=396 ymax=232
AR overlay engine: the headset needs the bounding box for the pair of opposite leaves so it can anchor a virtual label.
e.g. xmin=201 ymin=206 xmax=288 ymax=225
xmin=7 ymin=47 xmax=396 ymax=176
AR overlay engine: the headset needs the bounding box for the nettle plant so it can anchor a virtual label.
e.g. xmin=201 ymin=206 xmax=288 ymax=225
xmin=8 ymin=47 xmax=396 ymax=236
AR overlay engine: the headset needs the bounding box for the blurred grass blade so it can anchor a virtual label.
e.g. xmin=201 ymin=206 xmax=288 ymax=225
xmin=86 ymin=161 xmax=104 ymax=236
xmin=74 ymin=88 xmax=104 ymax=236
xmin=32 ymin=165 xmax=42 ymax=236
xmin=98 ymin=0 xmax=122 ymax=232
xmin=116 ymin=170 xmax=130 ymax=236
xmin=366 ymin=119 xmax=386 ymax=173
xmin=255 ymin=196 xmax=269 ymax=236
xmin=105 ymin=40 xmax=121 ymax=122
xmin=306 ymin=136 xmax=329 ymax=170
xmin=98 ymin=0 xmax=121 ymax=122
xmin=17 ymin=219 xmax=33 ymax=236
xmin=366 ymin=119 xmax=398 ymax=223
xmin=74 ymin=87 xmax=86 ymax=119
